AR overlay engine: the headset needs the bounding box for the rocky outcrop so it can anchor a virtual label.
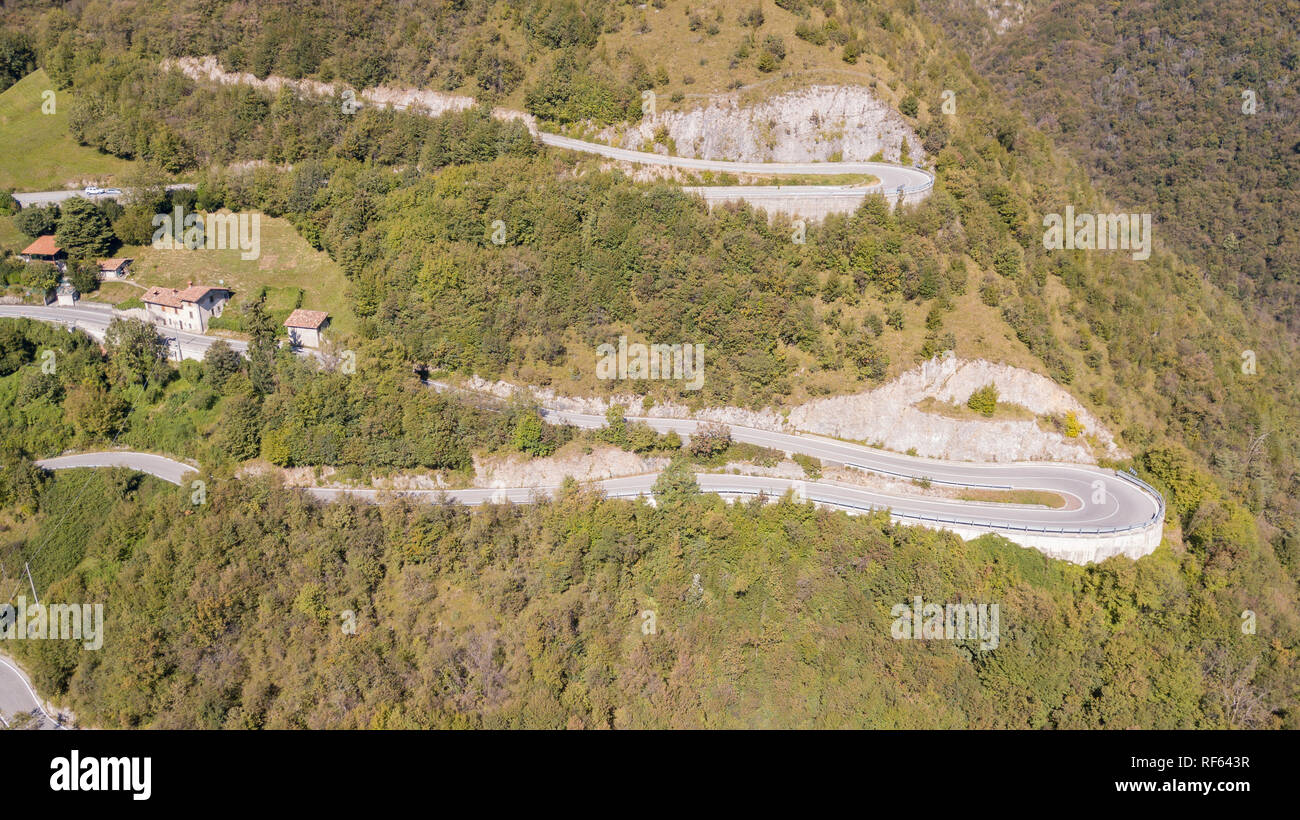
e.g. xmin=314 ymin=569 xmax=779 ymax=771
xmin=459 ymin=354 xmax=1123 ymax=465
xmin=163 ymin=56 xmax=529 ymax=123
xmin=596 ymin=85 xmax=923 ymax=164
xmin=474 ymin=446 xmax=667 ymax=488
xmin=787 ymin=355 xmax=1122 ymax=463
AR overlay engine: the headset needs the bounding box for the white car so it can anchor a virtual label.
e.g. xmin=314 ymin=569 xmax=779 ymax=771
xmin=101 ymin=187 xmax=122 ymax=196
xmin=83 ymin=186 xmax=104 ymax=195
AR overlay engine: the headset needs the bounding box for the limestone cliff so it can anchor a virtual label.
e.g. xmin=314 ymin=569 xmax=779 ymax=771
xmin=596 ymin=85 xmax=923 ymax=165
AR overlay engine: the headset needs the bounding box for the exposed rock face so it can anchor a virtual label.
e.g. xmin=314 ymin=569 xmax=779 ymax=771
xmin=461 ymin=354 xmax=1123 ymax=465
xmin=975 ymin=0 xmax=1032 ymax=34
xmin=597 ymin=85 xmax=923 ymax=164
xmin=787 ymin=356 xmax=1122 ymax=463
xmin=163 ymin=56 xmax=535 ymax=125
xmin=474 ymin=446 xmax=667 ymax=488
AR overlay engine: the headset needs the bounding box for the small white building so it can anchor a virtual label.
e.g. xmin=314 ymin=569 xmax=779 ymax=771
xmin=55 ymin=280 xmax=78 ymax=306
xmin=97 ymin=258 xmax=133 ymax=279
xmin=142 ymin=284 xmax=232 ymax=332
xmin=284 ymin=309 xmax=329 ymax=349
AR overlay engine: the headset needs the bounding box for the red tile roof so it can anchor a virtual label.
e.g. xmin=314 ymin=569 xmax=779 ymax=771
xmin=97 ymin=258 xmax=131 ymax=271
xmin=142 ymin=285 xmax=230 ymax=308
xmin=285 ymin=309 xmax=329 ymax=329
xmin=142 ymin=287 xmax=184 ymax=308
xmin=21 ymin=235 xmax=62 ymax=257
xmin=178 ymin=285 xmax=227 ymax=303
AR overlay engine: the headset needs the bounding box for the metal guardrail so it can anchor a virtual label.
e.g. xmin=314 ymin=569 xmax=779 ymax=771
xmin=894 ymin=171 xmax=936 ymax=196
xmin=1116 ymin=469 xmax=1167 ymax=526
xmin=679 ymin=486 xmax=1163 ymax=537
xmin=303 ymin=469 xmax=1165 ymax=539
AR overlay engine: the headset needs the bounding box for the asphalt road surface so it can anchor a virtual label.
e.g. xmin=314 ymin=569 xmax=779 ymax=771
xmin=0 ymin=303 xmax=248 ymax=361
xmin=12 ymin=183 xmax=196 ymax=209
xmin=35 ymin=452 xmax=198 ymax=485
xmin=534 ymin=408 xmax=1161 ymax=532
xmin=0 ymin=654 xmax=64 ymax=730
xmin=538 ymin=132 xmax=934 ymax=199
xmin=35 ymin=445 xmax=1162 ymax=536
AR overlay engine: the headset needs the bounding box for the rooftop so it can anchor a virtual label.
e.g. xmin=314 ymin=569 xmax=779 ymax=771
xmin=142 ymin=284 xmax=230 ymax=308
xmin=21 ymin=235 xmax=62 ymax=257
xmin=285 ymin=309 xmax=329 ymax=329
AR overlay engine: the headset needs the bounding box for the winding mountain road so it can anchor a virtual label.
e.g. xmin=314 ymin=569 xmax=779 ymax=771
xmin=531 ymin=406 xmax=1161 ymax=532
xmin=537 ymin=132 xmax=934 ymax=197
xmin=33 ymin=422 xmax=1164 ymax=565
xmin=10 ymin=82 xmax=933 ymax=217
xmin=13 ymin=135 xmax=930 ymax=215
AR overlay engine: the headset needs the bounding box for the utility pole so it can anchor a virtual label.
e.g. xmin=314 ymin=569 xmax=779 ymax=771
xmin=24 ymin=562 xmax=38 ymax=605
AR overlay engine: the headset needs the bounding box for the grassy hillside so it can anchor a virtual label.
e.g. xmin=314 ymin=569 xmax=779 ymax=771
xmin=0 ymin=69 xmax=135 ymax=190
xmin=121 ymin=215 xmax=358 ymax=336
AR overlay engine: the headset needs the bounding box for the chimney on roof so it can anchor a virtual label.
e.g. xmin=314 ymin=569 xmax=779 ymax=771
xmin=187 ymin=280 xmax=193 ymax=287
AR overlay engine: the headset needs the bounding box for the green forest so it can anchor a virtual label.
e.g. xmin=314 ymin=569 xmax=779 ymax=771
xmin=0 ymin=0 xmax=1295 ymax=728
xmin=926 ymin=0 xmax=1300 ymax=331
xmin=2 ymin=459 xmax=1289 ymax=728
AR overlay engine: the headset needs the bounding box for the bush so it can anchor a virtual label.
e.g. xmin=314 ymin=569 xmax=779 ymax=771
xmin=792 ymin=453 xmax=821 ymax=479
xmin=687 ymin=422 xmax=731 ymax=459
xmin=67 ymin=261 xmax=100 ymax=295
xmin=967 ymin=383 xmax=999 ymax=417
xmin=14 ymin=206 xmax=60 ymax=238
xmin=1064 ymin=411 xmax=1083 ymax=438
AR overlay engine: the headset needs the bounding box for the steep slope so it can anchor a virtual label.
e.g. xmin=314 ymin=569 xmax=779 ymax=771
xmin=922 ymin=0 xmax=1300 ymax=329
xmin=0 ymin=0 xmax=1296 ymax=728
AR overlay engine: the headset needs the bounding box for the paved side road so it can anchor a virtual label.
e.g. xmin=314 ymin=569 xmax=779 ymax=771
xmin=35 ymin=452 xmax=198 ymax=485
xmin=12 ymin=183 xmax=196 ymax=209
xmin=0 ymin=303 xmax=248 ymax=361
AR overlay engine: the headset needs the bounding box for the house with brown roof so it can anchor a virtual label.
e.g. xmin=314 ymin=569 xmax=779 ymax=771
xmin=142 ymin=283 xmax=232 ymax=333
xmin=97 ymin=258 xmax=132 ymax=279
xmin=284 ymin=309 xmax=329 ymax=349
xmin=20 ymin=235 xmax=67 ymax=273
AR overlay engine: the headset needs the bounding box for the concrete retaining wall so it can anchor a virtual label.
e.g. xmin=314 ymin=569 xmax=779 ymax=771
xmin=685 ymin=183 xmax=932 ymax=222
xmin=920 ymin=518 xmax=1164 ymax=565
xmin=710 ymin=490 xmax=1165 ymax=565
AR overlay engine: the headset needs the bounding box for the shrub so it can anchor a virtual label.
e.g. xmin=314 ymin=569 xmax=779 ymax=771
xmin=687 ymin=422 xmax=731 ymax=458
xmin=967 ymin=383 xmax=999 ymax=417
xmin=14 ymin=205 xmax=59 ymax=238
xmin=792 ymin=453 xmax=821 ymax=479
xmin=1064 ymin=411 xmax=1083 ymax=438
